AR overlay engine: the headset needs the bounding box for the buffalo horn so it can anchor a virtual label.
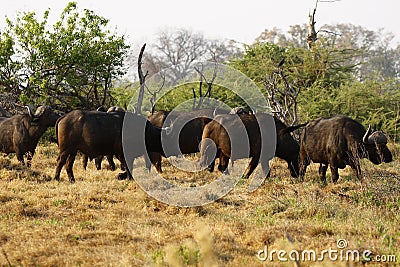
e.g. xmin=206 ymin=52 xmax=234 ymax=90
xmin=213 ymin=107 xmax=218 ymax=117
xmin=26 ymin=106 xmax=35 ymax=118
xmin=362 ymin=125 xmax=373 ymax=144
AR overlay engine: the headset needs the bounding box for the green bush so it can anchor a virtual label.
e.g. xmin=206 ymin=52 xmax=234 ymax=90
xmin=300 ymin=80 xmax=400 ymax=141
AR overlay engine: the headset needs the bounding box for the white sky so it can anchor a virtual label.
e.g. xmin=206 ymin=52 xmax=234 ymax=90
xmin=1 ymin=0 xmax=399 ymax=50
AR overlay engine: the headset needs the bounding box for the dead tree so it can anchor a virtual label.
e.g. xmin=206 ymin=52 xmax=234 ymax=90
xmin=145 ymin=72 xmax=165 ymax=114
xmin=263 ymin=60 xmax=300 ymax=127
xmin=307 ymin=1 xmax=318 ymax=49
xmin=136 ymin=43 xmax=148 ymax=114
xmin=192 ymin=62 xmax=218 ymax=110
xmin=307 ymin=0 xmax=341 ymax=49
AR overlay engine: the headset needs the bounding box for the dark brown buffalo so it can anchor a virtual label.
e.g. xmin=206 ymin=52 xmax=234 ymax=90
xmin=147 ymin=108 xmax=229 ymax=172
xmin=54 ymin=110 xmax=163 ymax=182
xmin=299 ymin=115 xmax=393 ymax=183
xmin=0 ymin=106 xmax=60 ymax=166
xmin=146 ymin=110 xmax=180 ymax=172
xmin=82 ymin=106 xmax=125 ymax=171
xmin=199 ymin=113 xmax=306 ymax=178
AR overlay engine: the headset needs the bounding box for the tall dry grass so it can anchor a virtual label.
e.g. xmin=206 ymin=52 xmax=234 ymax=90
xmin=0 ymin=143 xmax=398 ymax=266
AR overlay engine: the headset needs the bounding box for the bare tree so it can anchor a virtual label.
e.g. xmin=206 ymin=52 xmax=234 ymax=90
xmin=145 ymin=72 xmax=165 ymax=115
xmin=192 ymin=62 xmax=218 ymax=110
xmin=143 ymin=28 xmax=241 ymax=83
xmin=206 ymin=39 xmax=242 ymax=62
xmin=307 ymin=0 xmax=342 ymax=49
xmin=136 ymin=44 xmax=148 ymax=114
xmin=263 ymin=60 xmax=300 ymax=126
xmin=307 ymin=1 xmax=318 ymax=49
xmin=154 ymin=29 xmax=207 ymax=82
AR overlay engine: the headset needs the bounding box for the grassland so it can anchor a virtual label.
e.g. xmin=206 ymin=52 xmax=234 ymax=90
xmin=0 ymin=143 xmax=399 ymax=266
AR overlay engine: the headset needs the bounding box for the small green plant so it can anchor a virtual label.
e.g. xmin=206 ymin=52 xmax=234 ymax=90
xmin=178 ymin=245 xmax=200 ymax=265
xmin=53 ymin=199 xmax=67 ymax=207
xmin=46 ymin=217 xmax=66 ymax=226
xmin=151 ymin=249 xmax=165 ymax=266
xmin=79 ymin=221 xmax=95 ymax=230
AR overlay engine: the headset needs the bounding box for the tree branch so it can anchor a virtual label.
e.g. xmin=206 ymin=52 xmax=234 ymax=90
xmin=136 ymin=43 xmax=148 ymax=114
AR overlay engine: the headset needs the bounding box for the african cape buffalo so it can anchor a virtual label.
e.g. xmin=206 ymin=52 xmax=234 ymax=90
xmin=199 ymin=113 xmax=306 ymax=179
xmin=81 ymin=106 xmax=125 ymax=171
xmin=54 ymin=110 xmax=163 ymax=182
xmin=299 ymin=115 xmax=393 ymax=183
xmin=147 ymin=108 xmax=229 ymax=173
xmin=0 ymin=106 xmax=59 ymax=166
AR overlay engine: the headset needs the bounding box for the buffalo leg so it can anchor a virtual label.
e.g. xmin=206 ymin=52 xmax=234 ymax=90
xmin=319 ymin=164 xmax=328 ymax=183
xmin=106 ymin=156 xmax=116 ymax=171
xmin=119 ymin=159 xmax=126 ymax=171
xmin=299 ymin=157 xmax=310 ymax=181
xmin=218 ymin=155 xmax=230 ymax=175
xmin=82 ymin=155 xmax=88 ymax=170
xmin=242 ymin=156 xmax=259 ymax=179
xmin=149 ymin=152 xmax=162 ymax=173
xmin=15 ymin=148 xmax=25 ymax=165
xmin=349 ymin=159 xmax=362 ymax=181
xmin=207 ymin=151 xmax=220 ymax=173
xmin=54 ymin=151 xmax=70 ymax=181
xmin=116 ymin=155 xmax=133 ymax=180
xmin=94 ymin=156 xmax=103 ymax=170
xmin=207 ymin=159 xmax=215 ymax=172
xmin=65 ymin=152 xmax=77 ymax=183
xmin=26 ymin=151 xmax=34 ymax=167
xmin=354 ymin=163 xmax=362 ymax=180
xmin=330 ymin=165 xmax=339 ymax=183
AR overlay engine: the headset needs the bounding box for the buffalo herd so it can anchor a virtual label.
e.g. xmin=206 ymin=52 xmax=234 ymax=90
xmin=0 ymin=105 xmax=394 ymax=184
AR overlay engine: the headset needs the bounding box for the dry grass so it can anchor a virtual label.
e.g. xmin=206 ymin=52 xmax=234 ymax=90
xmin=0 ymin=143 xmax=399 ymax=266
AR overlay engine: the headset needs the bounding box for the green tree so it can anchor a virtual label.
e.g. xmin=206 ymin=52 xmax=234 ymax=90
xmin=0 ymin=31 xmax=20 ymax=95
xmin=1 ymin=2 xmax=130 ymax=110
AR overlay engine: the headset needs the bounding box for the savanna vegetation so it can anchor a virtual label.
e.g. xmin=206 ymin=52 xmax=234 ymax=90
xmin=0 ymin=144 xmax=399 ymax=266
xmin=0 ymin=1 xmax=399 ymax=266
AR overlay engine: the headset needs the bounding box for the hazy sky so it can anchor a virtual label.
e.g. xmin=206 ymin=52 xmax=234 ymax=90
xmin=1 ymin=0 xmax=399 ymax=49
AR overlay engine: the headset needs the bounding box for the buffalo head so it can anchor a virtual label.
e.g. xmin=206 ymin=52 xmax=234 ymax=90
xmin=229 ymin=106 xmax=254 ymax=115
xmin=107 ymin=106 xmax=125 ymax=113
xmin=27 ymin=105 xmax=60 ymax=126
xmin=362 ymin=125 xmax=392 ymax=164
